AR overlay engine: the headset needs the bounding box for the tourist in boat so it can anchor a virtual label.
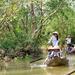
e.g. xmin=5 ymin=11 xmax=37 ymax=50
xmin=65 ymin=35 xmax=74 ymax=53
xmin=48 ymin=46 xmax=61 ymax=58
xmin=65 ymin=35 xmax=72 ymax=46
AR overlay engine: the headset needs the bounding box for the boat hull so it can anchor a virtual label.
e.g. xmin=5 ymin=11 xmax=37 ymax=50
xmin=46 ymin=57 xmax=68 ymax=66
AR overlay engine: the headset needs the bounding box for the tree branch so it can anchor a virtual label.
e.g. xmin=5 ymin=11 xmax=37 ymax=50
xmin=33 ymin=1 xmax=63 ymax=37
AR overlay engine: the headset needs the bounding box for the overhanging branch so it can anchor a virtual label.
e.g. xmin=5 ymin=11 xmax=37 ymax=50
xmin=33 ymin=1 xmax=63 ymax=38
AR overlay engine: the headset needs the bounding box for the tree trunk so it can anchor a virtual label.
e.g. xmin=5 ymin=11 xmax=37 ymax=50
xmin=40 ymin=0 xmax=43 ymax=33
xmin=30 ymin=0 xmax=36 ymax=34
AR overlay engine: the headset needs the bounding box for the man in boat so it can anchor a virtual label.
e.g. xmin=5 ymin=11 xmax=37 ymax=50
xmin=65 ymin=35 xmax=72 ymax=46
xmin=65 ymin=35 xmax=75 ymax=53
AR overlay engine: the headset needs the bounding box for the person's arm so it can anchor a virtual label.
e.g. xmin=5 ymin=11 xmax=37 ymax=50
xmin=48 ymin=36 xmax=52 ymax=45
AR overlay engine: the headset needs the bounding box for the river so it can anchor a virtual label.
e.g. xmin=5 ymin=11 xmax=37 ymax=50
xmin=0 ymin=55 xmax=75 ymax=75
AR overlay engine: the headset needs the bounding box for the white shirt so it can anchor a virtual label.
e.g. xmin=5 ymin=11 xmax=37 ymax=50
xmin=48 ymin=35 xmax=59 ymax=47
xmin=66 ymin=37 xmax=71 ymax=44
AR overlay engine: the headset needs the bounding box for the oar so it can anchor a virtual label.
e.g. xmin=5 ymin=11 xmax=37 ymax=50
xmin=30 ymin=57 xmax=43 ymax=63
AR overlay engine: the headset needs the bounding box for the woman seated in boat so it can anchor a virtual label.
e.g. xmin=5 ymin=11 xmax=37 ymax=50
xmin=48 ymin=46 xmax=61 ymax=58
xmin=44 ymin=46 xmax=62 ymax=64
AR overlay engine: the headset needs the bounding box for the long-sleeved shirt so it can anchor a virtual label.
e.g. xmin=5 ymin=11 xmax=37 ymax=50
xmin=48 ymin=35 xmax=59 ymax=47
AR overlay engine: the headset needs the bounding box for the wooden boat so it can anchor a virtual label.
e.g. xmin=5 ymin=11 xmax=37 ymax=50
xmin=44 ymin=46 xmax=68 ymax=66
xmin=46 ymin=57 xmax=68 ymax=66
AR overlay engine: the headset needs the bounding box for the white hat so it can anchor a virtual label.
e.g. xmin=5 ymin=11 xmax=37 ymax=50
xmin=53 ymin=31 xmax=58 ymax=34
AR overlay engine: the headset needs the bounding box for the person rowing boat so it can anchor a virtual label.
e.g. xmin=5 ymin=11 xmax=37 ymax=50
xmin=44 ymin=32 xmax=68 ymax=66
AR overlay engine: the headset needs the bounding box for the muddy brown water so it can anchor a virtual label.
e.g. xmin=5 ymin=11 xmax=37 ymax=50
xmin=0 ymin=55 xmax=75 ymax=75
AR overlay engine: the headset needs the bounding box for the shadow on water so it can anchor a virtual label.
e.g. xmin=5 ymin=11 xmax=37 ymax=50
xmin=0 ymin=55 xmax=75 ymax=75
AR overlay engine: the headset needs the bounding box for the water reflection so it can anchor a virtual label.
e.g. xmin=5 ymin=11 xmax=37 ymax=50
xmin=30 ymin=55 xmax=75 ymax=75
xmin=0 ymin=55 xmax=75 ymax=75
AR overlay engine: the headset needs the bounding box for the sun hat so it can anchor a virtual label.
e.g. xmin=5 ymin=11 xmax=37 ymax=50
xmin=53 ymin=31 xmax=58 ymax=34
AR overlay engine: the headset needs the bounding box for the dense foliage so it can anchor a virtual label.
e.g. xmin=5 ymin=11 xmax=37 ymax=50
xmin=0 ymin=0 xmax=75 ymax=57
